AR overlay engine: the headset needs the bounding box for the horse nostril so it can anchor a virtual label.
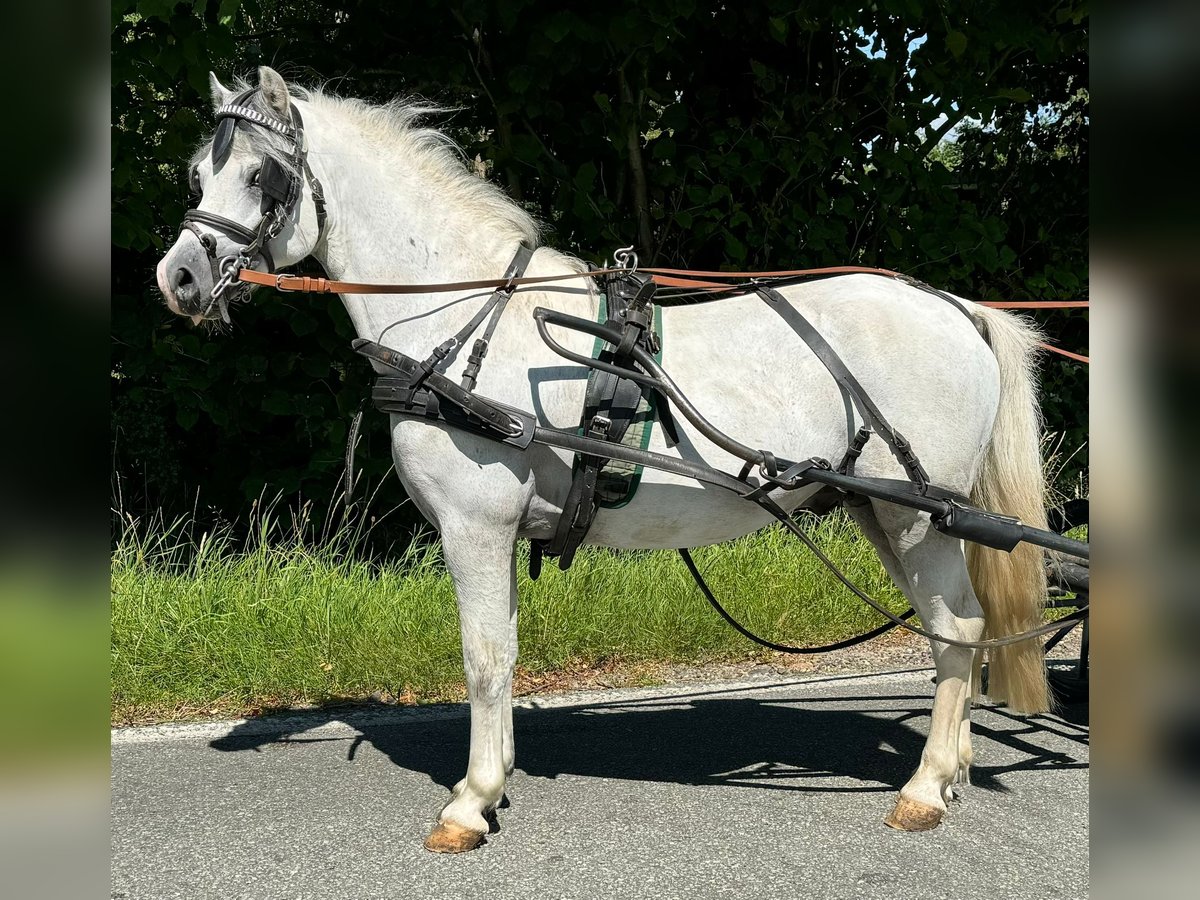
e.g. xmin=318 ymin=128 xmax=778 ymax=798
xmin=174 ymin=266 xmax=194 ymax=289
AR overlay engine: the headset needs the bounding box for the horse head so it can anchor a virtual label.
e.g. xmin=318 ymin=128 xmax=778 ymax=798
xmin=156 ymin=66 xmax=326 ymax=323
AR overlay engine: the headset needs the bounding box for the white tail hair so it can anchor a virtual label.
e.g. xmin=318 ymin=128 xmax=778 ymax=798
xmin=968 ymin=305 xmax=1051 ymax=713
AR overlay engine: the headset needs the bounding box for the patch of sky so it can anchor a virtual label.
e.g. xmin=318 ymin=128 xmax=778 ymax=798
xmin=853 ymin=27 xmax=927 ymax=64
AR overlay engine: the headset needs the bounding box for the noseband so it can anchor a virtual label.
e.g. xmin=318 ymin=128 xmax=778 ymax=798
xmin=180 ymin=88 xmax=327 ymax=320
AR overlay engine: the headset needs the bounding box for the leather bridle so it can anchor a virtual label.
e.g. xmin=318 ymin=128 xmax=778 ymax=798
xmin=179 ymin=88 xmax=327 ymax=321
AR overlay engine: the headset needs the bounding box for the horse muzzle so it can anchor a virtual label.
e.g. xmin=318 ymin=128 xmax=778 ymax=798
xmin=157 ymin=230 xmax=219 ymax=319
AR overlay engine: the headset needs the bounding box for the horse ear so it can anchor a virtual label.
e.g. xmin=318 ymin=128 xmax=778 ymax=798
xmin=208 ymin=72 xmax=233 ymax=112
xmin=257 ymin=66 xmax=291 ymax=118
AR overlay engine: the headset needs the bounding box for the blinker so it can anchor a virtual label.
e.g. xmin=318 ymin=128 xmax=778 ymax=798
xmin=212 ymin=88 xmax=255 ymax=170
xmin=212 ymin=117 xmax=235 ymax=168
xmin=259 ymin=156 xmax=293 ymax=213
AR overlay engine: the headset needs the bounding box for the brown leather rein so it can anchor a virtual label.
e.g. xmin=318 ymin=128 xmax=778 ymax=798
xmin=237 ymin=264 xmax=1090 ymax=362
xmin=237 ymin=263 xmax=905 ymax=294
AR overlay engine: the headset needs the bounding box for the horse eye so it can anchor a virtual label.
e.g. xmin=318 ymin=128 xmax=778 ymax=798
xmin=249 ymin=169 xmax=261 ymax=187
xmin=188 ymin=167 xmax=201 ymax=197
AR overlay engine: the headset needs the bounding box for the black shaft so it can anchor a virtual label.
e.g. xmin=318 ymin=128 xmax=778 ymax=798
xmin=535 ymin=309 xmax=769 ymax=465
xmin=796 ymin=468 xmax=1089 ymax=561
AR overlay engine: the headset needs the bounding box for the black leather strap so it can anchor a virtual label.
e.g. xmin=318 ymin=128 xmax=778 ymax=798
xmin=182 ymin=208 xmax=260 ymax=245
xmin=549 ymin=416 xmax=608 ymax=570
xmin=540 ymin=269 xmax=664 ymax=570
xmin=755 ymin=286 xmax=930 ymax=490
xmin=460 ymin=243 xmax=535 ymax=391
xmin=894 ymin=274 xmax=977 ymax=323
xmin=290 ymin=106 xmax=328 ymax=237
xmin=353 ymin=339 xmax=536 ymax=448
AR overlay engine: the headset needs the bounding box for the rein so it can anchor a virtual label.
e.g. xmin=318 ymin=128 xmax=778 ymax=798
xmin=239 ymin=263 xmax=905 ymax=294
xmin=238 ymin=265 xmax=1091 ymax=363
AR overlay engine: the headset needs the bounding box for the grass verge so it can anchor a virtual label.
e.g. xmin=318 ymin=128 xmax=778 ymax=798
xmin=111 ymin=509 xmax=911 ymax=724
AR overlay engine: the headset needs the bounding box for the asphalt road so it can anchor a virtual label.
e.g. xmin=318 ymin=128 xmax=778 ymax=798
xmin=111 ymin=668 xmax=1089 ymax=900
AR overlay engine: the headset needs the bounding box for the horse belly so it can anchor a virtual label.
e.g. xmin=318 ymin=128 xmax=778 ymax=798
xmin=584 ymin=479 xmax=825 ymax=549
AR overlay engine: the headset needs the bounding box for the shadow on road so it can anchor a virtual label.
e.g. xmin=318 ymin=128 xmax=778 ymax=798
xmin=210 ymin=674 xmax=1088 ymax=796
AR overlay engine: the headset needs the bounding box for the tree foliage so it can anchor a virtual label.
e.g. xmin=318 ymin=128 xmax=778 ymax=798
xmin=112 ymin=0 xmax=1088 ymax=526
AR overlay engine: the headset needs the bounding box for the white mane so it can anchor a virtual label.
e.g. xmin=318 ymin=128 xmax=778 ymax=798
xmin=194 ymin=78 xmax=541 ymax=250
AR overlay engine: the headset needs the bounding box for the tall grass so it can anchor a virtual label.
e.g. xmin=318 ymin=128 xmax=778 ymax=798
xmin=111 ymin=498 xmax=909 ymax=723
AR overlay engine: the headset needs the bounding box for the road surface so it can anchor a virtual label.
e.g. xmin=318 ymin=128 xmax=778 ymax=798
xmin=112 ymin=667 xmax=1089 ymax=899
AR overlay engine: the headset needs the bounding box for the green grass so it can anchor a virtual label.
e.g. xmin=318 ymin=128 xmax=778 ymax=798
xmin=110 ymin=509 xmax=909 ymax=724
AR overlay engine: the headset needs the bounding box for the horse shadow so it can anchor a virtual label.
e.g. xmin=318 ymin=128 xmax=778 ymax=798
xmin=209 ymin=672 xmax=1088 ymax=797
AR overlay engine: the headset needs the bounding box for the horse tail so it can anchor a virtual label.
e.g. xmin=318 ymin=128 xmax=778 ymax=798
xmin=966 ymin=304 xmax=1051 ymax=714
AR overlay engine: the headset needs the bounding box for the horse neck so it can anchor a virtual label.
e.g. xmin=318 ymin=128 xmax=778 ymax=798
xmin=305 ymin=109 xmax=532 ymax=351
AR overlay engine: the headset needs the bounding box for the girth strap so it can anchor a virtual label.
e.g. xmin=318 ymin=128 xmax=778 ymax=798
xmin=541 ymin=269 xmax=664 ymax=571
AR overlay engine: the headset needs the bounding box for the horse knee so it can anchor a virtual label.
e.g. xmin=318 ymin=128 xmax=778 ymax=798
xmin=462 ymin=638 xmax=516 ymax=698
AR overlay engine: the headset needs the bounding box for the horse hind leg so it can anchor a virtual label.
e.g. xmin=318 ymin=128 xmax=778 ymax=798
xmin=423 ymin=524 xmax=519 ymax=853
xmin=847 ymin=501 xmax=983 ymax=831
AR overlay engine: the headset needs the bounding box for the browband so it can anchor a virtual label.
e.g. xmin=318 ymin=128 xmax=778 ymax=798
xmin=211 ymin=88 xmax=296 ymax=168
xmin=216 ymin=103 xmax=296 ymax=138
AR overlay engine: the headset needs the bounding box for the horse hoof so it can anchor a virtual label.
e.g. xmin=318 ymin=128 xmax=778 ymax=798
xmin=884 ymin=796 xmax=944 ymax=831
xmin=423 ymin=820 xmax=486 ymax=853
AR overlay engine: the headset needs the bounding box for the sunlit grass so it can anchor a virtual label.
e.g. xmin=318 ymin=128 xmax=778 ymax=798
xmin=111 ymin=505 xmax=909 ymax=724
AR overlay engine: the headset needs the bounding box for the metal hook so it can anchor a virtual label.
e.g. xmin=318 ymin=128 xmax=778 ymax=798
xmin=613 ymin=245 xmax=638 ymax=271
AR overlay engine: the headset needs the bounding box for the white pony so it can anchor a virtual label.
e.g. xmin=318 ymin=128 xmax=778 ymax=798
xmin=157 ymin=67 xmax=1052 ymax=852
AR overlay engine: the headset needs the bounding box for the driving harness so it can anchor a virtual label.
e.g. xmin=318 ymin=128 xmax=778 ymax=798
xmin=179 ymin=88 xmax=327 ymax=321
xmin=353 ymin=248 xmax=985 ymax=572
xmin=348 ymin=257 xmax=1091 ymax=652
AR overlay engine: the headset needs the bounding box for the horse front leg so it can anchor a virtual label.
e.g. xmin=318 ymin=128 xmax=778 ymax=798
xmin=502 ymin=609 xmax=518 ymax=777
xmin=423 ymin=525 xmax=519 ymax=853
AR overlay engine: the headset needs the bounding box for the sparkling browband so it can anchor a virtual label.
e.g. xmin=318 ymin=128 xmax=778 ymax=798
xmin=216 ymin=103 xmax=295 ymax=138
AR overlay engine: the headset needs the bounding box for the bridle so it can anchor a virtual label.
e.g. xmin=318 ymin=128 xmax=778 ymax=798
xmin=180 ymin=88 xmax=327 ymax=321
